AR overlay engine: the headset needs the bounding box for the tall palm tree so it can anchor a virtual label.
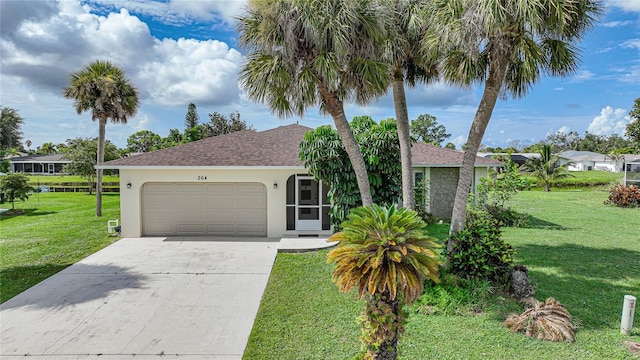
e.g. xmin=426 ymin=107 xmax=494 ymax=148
xmin=521 ymin=143 xmax=573 ymax=192
xmin=238 ymin=0 xmax=391 ymax=206
xmin=386 ymin=0 xmax=439 ymax=210
xmin=63 ymin=60 xmax=139 ymax=216
xmin=327 ymin=205 xmax=441 ymax=359
xmin=422 ymin=0 xmax=601 ymax=240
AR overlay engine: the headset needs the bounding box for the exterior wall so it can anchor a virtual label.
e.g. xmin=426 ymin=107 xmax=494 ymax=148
xmin=118 ymin=168 xmax=304 ymax=238
xmin=429 ymin=168 xmax=459 ymax=219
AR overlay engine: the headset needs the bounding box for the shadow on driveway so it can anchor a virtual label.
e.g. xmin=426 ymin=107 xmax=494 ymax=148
xmin=0 ymin=263 xmax=147 ymax=310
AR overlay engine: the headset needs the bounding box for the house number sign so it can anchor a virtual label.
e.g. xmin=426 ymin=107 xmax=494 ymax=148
xmin=197 ymin=176 xmax=207 ymax=180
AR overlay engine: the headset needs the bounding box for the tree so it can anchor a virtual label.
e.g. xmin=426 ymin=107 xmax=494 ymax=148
xmin=0 ymin=107 xmax=24 ymax=151
xmin=161 ymin=128 xmax=183 ymax=148
xmin=423 ymin=0 xmax=601 ymax=239
xmin=184 ymin=102 xmax=199 ymax=130
xmin=410 ymin=113 xmax=451 ymax=145
xmin=238 ymin=0 xmax=391 ymax=207
xmin=38 ymin=142 xmax=57 ymax=154
xmin=0 ymin=173 xmax=33 ymax=211
xmin=385 ymin=0 xmax=439 ymax=211
xmin=625 ymin=97 xmax=640 ymax=150
xmin=327 ymin=205 xmax=441 ymax=359
xmin=520 ymin=144 xmax=573 ymax=192
xmin=545 ymin=131 xmax=581 ymax=152
xmin=300 ymin=117 xmax=402 ymax=227
xmin=63 ymin=60 xmax=139 ymax=216
xmin=127 ymin=130 xmax=162 ymax=153
xmin=445 ymin=142 xmax=456 ymax=150
xmin=62 ymin=138 xmax=119 ymax=194
xmin=203 ymin=112 xmax=252 ymax=137
xmin=25 ymin=140 xmax=32 ymax=152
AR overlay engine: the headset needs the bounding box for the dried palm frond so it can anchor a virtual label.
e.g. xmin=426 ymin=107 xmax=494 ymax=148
xmin=503 ymin=297 xmax=577 ymax=342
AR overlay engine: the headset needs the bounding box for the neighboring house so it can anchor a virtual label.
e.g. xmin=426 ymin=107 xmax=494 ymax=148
xmin=558 ymin=150 xmax=622 ymax=172
xmin=9 ymin=154 xmax=69 ymax=175
xmin=624 ymin=155 xmax=640 ymax=187
xmin=478 ymin=152 xmax=540 ymax=166
xmin=100 ymin=124 xmax=501 ymax=238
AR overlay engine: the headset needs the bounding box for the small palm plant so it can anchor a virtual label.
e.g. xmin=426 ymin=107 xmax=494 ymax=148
xmin=521 ymin=144 xmax=573 ymax=192
xmin=327 ymin=205 xmax=442 ymax=359
xmin=503 ymin=297 xmax=577 ymax=342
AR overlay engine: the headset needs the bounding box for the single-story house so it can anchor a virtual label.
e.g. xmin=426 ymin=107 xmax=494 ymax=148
xmin=9 ymin=154 xmax=69 ymax=175
xmin=100 ymin=124 xmax=501 ymax=238
xmin=624 ymin=155 xmax=640 ymax=187
xmin=558 ymin=150 xmax=623 ymax=172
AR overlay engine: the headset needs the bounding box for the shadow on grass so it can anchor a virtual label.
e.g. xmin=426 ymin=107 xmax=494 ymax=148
xmin=515 ymin=243 xmax=640 ymax=330
xmin=0 ymin=208 xmax=58 ymax=221
xmin=0 ymin=263 xmax=147 ymax=310
xmin=521 ymin=214 xmax=569 ymax=230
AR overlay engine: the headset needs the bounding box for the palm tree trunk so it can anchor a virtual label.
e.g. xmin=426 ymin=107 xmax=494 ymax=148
xmin=448 ymin=39 xmax=511 ymax=249
xmin=318 ymin=84 xmax=373 ymax=206
xmin=96 ymin=118 xmax=106 ymax=217
xmin=392 ymin=70 xmax=414 ymax=210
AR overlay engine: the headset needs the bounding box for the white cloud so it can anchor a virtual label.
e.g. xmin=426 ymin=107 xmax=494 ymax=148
xmin=557 ymin=126 xmax=572 ymax=134
xmin=569 ymin=70 xmax=595 ymax=83
xmin=621 ymin=39 xmax=640 ymax=51
xmin=607 ymin=0 xmax=640 ymax=13
xmin=601 ymin=20 xmax=634 ymax=27
xmin=587 ymin=106 xmax=630 ymax=135
xmin=451 ymin=135 xmax=466 ymax=149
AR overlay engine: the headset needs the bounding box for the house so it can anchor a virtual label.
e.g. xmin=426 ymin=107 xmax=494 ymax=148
xmin=99 ymin=124 xmax=501 ymax=238
xmin=624 ymin=155 xmax=640 ymax=187
xmin=558 ymin=150 xmax=622 ymax=172
xmin=9 ymin=154 xmax=69 ymax=175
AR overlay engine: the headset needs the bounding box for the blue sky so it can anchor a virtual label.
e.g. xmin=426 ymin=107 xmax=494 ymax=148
xmin=1 ymin=0 xmax=639 ymax=150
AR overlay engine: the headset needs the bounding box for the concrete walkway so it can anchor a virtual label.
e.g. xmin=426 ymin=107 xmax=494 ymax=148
xmin=0 ymin=237 xmax=282 ymax=359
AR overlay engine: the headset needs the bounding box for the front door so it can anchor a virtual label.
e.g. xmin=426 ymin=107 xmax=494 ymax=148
xmin=296 ymin=177 xmax=321 ymax=230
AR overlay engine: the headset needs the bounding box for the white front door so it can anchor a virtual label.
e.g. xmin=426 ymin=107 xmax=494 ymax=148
xmin=296 ymin=177 xmax=321 ymax=230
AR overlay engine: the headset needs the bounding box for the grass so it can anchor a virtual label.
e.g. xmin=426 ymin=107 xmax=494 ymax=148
xmin=244 ymin=189 xmax=639 ymax=359
xmin=0 ymin=192 xmax=121 ymax=303
xmin=524 ymin=170 xmax=623 ymax=190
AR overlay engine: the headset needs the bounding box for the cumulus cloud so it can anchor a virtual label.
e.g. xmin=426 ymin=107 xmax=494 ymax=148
xmin=557 ymin=126 xmax=572 ymax=134
xmin=89 ymin=0 xmax=246 ymax=25
xmin=587 ymin=106 xmax=630 ymax=135
xmin=607 ymin=0 xmax=640 ymax=12
xmin=0 ymin=1 xmax=243 ymax=106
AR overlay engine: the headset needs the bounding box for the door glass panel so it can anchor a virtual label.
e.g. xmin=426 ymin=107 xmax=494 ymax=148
xmin=321 ymin=183 xmax=329 ymax=204
xmin=286 ymin=175 xmax=295 ymax=205
xmin=286 ymin=206 xmax=295 ymax=230
xmin=298 ymin=179 xmax=319 ymax=205
xmin=298 ymin=207 xmax=319 ymax=220
xmin=322 ymin=206 xmax=331 ymax=230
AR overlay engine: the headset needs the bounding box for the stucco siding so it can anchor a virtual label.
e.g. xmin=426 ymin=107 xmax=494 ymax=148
xmin=118 ymin=168 xmax=302 ymax=238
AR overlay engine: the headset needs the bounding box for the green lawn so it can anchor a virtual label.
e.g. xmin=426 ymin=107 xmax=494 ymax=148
xmin=0 ymin=192 xmax=121 ymax=303
xmin=524 ymin=170 xmax=623 ymax=189
xmin=244 ymin=189 xmax=639 ymax=359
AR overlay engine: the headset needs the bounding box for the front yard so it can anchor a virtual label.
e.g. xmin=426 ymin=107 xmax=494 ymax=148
xmin=244 ymin=189 xmax=639 ymax=359
xmin=0 ymin=192 xmax=120 ymax=302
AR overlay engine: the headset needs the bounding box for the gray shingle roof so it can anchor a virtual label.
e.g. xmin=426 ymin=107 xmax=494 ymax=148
xmin=102 ymin=124 xmax=501 ymax=168
xmin=9 ymin=154 xmax=67 ymax=162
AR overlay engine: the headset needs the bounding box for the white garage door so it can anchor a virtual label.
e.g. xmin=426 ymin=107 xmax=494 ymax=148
xmin=142 ymin=183 xmax=267 ymax=237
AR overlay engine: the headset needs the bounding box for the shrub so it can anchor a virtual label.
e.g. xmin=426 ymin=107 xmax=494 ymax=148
xmin=446 ymin=209 xmax=515 ymax=283
xmin=604 ymin=184 xmax=640 ymax=208
xmin=414 ymin=275 xmax=495 ymax=316
xmin=483 ymin=205 xmax=529 ymax=228
xmin=474 ymin=165 xmax=528 ymax=227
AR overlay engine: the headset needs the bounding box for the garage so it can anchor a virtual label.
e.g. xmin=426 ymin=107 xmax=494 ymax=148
xmin=142 ymin=182 xmax=267 ymax=237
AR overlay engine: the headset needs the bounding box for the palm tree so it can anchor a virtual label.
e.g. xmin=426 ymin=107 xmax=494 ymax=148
xmin=237 ymin=0 xmax=391 ymax=206
xmin=387 ymin=0 xmax=439 ymax=210
xmin=327 ymin=205 xmax=441 ymax=359
xmin=63 ymin=60 xmax=139 ymax=216
xmin=521 ymin=144 xmax=573 ymax=192
xmin=39 ymin=142 xmax=56 ymax=155
xmin=422 ymin=0 xmax=601 ymax=239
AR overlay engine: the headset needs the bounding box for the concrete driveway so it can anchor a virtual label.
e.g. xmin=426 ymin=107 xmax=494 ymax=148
xmin=0 ymin=237 xmax=278 ymax=359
